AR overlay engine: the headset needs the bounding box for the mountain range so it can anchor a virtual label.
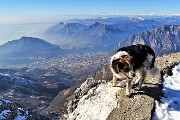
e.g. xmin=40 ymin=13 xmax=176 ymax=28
xmin=44 ymin=22 xmax=123 ymax=50
xmin=118 ymin=25 xmax=180 ymax=56
xmin=43 ymin=16 xmax=161 ymax=50
xmin=2 ymin=16 xmax=180 ymax=59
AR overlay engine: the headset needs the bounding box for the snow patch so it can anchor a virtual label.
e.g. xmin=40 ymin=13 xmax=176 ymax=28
xmin=14 ymin=108 xmax=29 ymax=120
xmin=0 ymin=110 xmax=11 ymax=119
xmin=153 ymin=64 xmax=180 ymax=120
xmin=0 ymin=99 xmax=30 ymax=120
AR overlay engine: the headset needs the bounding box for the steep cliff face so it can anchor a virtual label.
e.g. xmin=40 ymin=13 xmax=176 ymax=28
xmin=119 ymin=25 xmax=180 ymax=56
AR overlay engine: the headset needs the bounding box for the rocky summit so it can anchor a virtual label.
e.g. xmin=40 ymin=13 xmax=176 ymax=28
xmin=64 ymin=52 xmax=180 ymax=120
xmin=65 ymin=73 xmax=161 ymax=120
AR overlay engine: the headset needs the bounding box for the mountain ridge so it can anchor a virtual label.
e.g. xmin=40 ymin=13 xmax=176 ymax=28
xmin=0 ymin=36 xmax=63 ymax=58
xmin=43 ymin=17 xmax=160 ymax=50
xmin=118 ymin=25 xmax=180 ymax=56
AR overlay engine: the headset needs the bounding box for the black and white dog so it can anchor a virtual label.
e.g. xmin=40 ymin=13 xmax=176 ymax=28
xmin=110 ymin=44 xmax=159 ymax=96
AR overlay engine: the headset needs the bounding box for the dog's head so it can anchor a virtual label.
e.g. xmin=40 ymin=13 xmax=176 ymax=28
xmin=112 ymin=55 xmax=133 ymax=74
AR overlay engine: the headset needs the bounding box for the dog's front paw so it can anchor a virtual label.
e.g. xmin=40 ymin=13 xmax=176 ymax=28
xmin=112 ymin=81 xmax=117 ymax=87
xmin=125 ymin=93 xmax=131 ymax=97
xmin=125 ymin=91 xmax=131 ymax=97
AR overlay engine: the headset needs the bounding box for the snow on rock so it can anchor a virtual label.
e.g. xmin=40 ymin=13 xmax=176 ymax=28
xmin=0 ymin=110 xmax=11 ymax=119
xmin=15 ymin=108 xmax=29 ymax=120
xmin=153 ymin=63 xmax=180 ymax=120
xmin=67 ymin=82 xmax=121 ymax=120
xmin=0 ymin=98 xmax=32 ymax=120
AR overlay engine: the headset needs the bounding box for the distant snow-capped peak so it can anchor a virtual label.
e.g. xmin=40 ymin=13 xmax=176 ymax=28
xmin=128 ymin=16 xmax=146 ymax=21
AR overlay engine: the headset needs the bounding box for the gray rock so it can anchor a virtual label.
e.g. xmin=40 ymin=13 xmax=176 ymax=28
xmin=67 ymin=77 xmax=106 ymax=113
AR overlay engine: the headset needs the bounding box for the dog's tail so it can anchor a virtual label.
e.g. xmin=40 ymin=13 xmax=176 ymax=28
xmin=148 ymin=52 xmax=161 ymax=80
xmin=149 ymin=65 xmax=161 ymax=81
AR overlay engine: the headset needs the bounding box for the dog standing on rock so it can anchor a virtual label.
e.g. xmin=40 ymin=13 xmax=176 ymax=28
xmin=110 ymin=44 xmax=159 ymax=96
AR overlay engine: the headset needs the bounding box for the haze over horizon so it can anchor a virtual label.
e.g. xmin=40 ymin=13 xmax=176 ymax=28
xmin=0 ymin=0 xmax=180 ymax=44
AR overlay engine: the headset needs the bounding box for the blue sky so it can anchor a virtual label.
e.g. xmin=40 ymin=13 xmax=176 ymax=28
xmin=0 ymin=0 xmax=180 ymax=15
xmin=0 ymin=0 xmax=180 ymax=19
xmin=0 ymin=0 xmax=180 ymax=24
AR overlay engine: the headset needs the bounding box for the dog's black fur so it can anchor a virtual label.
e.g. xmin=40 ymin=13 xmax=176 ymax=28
xmin=117 ymin=44 xmax=155 ymax=70
xmin=110 ymin=44 xmax=158 ymax=96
